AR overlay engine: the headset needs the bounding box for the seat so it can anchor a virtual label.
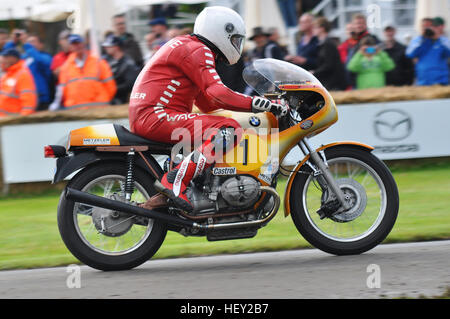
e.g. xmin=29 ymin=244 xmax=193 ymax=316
xmin=113 ymin=124 xmax=173 ymax=153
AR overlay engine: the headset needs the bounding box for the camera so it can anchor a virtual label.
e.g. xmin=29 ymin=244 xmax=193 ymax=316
xmin=423 ymin=28 xmax=435 ymax=38
xmin=365 ymin=46 xmax=377 ymax=54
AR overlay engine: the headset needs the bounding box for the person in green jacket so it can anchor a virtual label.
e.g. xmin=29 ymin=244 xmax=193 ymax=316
xmin=347 ymin=36 xmax=395 ymax=89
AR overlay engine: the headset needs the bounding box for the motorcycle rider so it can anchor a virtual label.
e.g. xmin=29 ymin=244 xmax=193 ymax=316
xmin=129 ymin=6 xmax=288 ymax=212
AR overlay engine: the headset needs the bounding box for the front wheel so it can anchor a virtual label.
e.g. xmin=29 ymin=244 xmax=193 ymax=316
xmin=290 ymin=146 xmax=399 ymax=255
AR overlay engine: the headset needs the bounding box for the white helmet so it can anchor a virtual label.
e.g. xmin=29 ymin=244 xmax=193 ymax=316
xmin=194 ymin=6 xmax=246 ymax=65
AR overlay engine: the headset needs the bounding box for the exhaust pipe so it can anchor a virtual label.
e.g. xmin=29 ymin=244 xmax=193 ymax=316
xmin=65 ymin=187 xmax=201 ymax=229
xmin=65 ymin=186 xmax=280 ymax=231
xmin=205 ymin=186 xmax=280 ymax=230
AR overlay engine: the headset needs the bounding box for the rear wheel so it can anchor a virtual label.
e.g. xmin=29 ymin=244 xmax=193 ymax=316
xmin=290 ymin=146 xmax=399 ymax=255
xmin=58 ymin=162 xmax=167 ymax=271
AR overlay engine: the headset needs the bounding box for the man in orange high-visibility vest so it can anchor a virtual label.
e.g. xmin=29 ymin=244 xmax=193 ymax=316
xmin=58 ymin=34 xmax=116 ymax=110
xmin=0 ymin=49 xmax=37 ymax=117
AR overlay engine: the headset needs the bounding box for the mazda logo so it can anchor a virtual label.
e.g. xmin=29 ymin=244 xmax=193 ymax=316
xmin=373 ymin=109 xmax=412 ymax=141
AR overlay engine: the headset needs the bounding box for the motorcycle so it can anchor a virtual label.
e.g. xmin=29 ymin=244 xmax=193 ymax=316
xmin=45 ymin=58 xmax=399 ymax=271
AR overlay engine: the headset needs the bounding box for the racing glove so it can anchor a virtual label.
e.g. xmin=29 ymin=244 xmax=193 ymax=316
xmin=251 ymin=97 xmax=289 ymax=116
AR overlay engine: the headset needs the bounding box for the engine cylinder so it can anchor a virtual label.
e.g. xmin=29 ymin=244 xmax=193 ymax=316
xmin=220 ymin=176 xmax=260 ymax=207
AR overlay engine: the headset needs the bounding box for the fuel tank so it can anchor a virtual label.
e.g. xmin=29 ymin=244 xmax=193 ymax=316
xmin=203 ymin=109 xmax=278 ymax=130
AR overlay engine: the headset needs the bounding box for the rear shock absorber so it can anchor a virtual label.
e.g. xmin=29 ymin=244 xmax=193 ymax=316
xmin=124 ymin=148 xmax=135 ymax=201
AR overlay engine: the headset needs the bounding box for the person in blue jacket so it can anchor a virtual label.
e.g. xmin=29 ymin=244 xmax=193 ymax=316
xmin=284 ymin=13 xmax=319 ymax=71
xmin=4 ymin=30 xmax=53 ymax=110
xmin=406 ymin=17 xmax=450 ymax=86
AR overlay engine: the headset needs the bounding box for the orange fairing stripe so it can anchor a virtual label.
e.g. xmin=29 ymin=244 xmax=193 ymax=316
xmin=278 ymin=84 xmax=318 ymax=90
xmin=283 ymin=141 xmax=374 ymax=217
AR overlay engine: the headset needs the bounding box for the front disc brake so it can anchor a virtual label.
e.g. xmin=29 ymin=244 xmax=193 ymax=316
xmin=317 ymin=178 xmax=367 ymax=223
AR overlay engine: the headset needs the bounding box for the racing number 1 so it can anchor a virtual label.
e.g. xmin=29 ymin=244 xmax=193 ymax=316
xmin=240 ymin=138 xmax=249 ymax=166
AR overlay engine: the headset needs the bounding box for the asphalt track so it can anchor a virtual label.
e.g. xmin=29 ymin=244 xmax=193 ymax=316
xmin=0 ymin=240 xmax=449 ymax=299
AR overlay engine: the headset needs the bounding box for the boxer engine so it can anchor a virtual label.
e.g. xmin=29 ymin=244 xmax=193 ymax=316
xmin=187 ymin=174 xmax=262 ymax=215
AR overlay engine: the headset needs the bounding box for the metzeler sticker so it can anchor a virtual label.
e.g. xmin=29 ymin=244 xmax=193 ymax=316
xmin=258 ymin=173 xmax=272 ymax=184
xmin=83 ymin=138 xmax=111 ymax=145
xmin=300 ymin=120 xmax=313 ymax=130
xmin=212 ymin=167 xmax=237 ymax=175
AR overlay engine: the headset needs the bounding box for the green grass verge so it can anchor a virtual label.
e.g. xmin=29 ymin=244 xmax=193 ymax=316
xmin=0 ymin=158 xmax=449 ymax=270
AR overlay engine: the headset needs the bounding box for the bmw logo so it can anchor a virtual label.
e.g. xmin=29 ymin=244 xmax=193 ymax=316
xmin=249 ymin=116 xmax=261 ymax=127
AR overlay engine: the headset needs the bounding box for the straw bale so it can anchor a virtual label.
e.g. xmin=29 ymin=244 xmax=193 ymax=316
xmin=0 ymin=86 xmax=449 ymax=127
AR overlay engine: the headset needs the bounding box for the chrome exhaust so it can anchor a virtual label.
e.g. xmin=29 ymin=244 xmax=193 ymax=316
xmin=65 ymin=186 xmax=280 ymax=232
xmin=202 ymin=186 xmax=280 ymax=230
xmin=64 ymin=187 xmax=201 ymax=229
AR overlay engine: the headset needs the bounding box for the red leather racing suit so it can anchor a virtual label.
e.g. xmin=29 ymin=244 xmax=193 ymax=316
xmin=129 ymin=35 xmax=253 ymax=145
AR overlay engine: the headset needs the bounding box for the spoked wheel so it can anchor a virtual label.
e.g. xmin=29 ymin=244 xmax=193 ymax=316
xmin=58 ymin=163 xmax=167 ymax=271
xmin=290 ymin=146 xmax=399 ymax=255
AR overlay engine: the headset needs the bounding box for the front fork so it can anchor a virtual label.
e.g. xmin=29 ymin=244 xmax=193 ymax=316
xmin=298 ymin=139 xmax=351 ymax=211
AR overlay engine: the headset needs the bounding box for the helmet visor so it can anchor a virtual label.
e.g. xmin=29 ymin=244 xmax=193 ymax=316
xmin=230 ymin=34 xmax=245 ymax=55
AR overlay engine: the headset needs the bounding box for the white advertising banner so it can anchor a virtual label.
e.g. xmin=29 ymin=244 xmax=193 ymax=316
xmin=1 ymin=99 xmax=449 ymax=184
xmin=284 ymin=98 xmax=450 ymax=165
xmin=1 ymin=119 xmax=127 ymax=184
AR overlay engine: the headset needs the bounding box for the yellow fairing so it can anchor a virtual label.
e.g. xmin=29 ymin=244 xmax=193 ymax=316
xmin=69 ymin=124 xmax=120 ymax=147
xmin=276 ymin=86 xmax=338 ymax=160
xmin=283 ymin=141 xmax=374 ymax=217
xmin=216 ymin=86 xmax=339 ymax=185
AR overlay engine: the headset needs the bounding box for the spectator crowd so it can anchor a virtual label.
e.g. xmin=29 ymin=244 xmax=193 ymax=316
xmin=1 ymin=10 xmax=450 ymax=118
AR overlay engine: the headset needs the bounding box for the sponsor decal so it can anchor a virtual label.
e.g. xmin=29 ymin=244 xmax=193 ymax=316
xmin=372 ymin=109 xmax=416 ymax=154
xmin=173 ymin=156 xmax=190 ymax=196
xmin=130 ymin=92 xmax=146 ymax=100
xmin=262 ymin=158 xmax=279 ymax=176
xmin=258 ymin=173 xmax=272 ymax=184
xmin=258 ymin=158 xmax=279 ymax=184
xmin=300 ymin=120 xmax=313 ymax=130
xmin=169 ymin=39 xmax=183 ymax=49
xmin=167 ymin=113 xmax=203 ymax=122
xmin=212 ymin=167 xmax=237 ymax=175
xmin=83 ymin=138 xmax=111 ymax=145
xmin=193 ymin=154 xmax=207 ymax=178
xmin=373 ymin=144 xmax=419 ymax=154
xmin=249 ymin=116 xmax=261 ymax=127
xmin=373 ymin=109 xmax=412 ymax=141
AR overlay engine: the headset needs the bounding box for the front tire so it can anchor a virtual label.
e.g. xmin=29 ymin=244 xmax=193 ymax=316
xmin=290 ymin=146 xmax=399 ymax=255
xmin=58 ymin=162 xmax=167 ymax=271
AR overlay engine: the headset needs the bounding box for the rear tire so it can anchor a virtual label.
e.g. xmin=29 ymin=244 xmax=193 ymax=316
xmin=290 ymin=146 xmax=399 ymax=255
xmin=58 ymin=162 xmax=167 ymax=271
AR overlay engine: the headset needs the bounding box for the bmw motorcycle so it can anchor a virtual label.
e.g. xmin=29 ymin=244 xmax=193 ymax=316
xmin=46 ymin=59 xmax=399 ymax=271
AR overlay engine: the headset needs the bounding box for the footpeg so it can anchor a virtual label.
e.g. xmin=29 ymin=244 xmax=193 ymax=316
xmin=154 ymin=180 xmax=194 ymax=214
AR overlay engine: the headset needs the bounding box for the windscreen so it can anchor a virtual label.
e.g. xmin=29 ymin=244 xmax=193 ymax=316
xmin=243 ymin=58 xmax=322 ymax=96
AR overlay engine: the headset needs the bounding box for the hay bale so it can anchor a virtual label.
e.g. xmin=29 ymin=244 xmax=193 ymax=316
xmin=0 ymin=105 xmax=129 ymax=126
xmin=331 ymin=85 xmax=450 ymax=105
xmin=1 ymin=86 xmax=449 ymax=127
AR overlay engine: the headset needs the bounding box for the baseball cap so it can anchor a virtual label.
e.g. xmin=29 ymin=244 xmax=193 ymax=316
xmin=58 ymin=29 xmax=71 ymax=40
xmin=102 ymin=35 xmax=124 ymax=48
xmin=382 ymin=21 xmax=395 ymax=31
xmin=1 ymin=48 xmax=21 ymax=59
xmin=68 ymin=34 xmax=84 ymax=44
xmin=432 ymin=17 xmax=445 ymax=26
xmin=149 ymin=17 xmax=167 ymax=26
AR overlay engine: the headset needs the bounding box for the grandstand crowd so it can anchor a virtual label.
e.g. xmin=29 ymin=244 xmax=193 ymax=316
xmin=0 ymin=7 xmax=449 ymax=117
